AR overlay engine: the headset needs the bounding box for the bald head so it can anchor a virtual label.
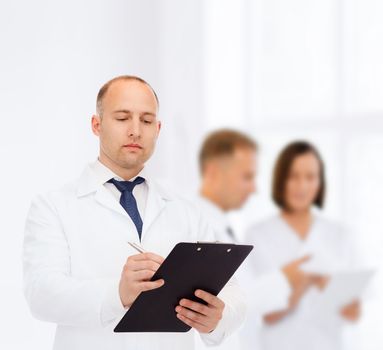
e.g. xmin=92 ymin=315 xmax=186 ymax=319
xmin=96 ymin=75 xmax=159 ymax=117
xmin=199 ymin=129 xmax=257 ymax=211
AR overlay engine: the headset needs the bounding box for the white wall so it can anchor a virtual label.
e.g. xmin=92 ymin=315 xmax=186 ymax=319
xmin=0 ymin=1 xmax=207 ymax=349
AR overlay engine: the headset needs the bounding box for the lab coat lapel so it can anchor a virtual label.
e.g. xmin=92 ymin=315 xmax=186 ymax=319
xmin=77 ymin=163 xmax=173 ymax=236
xmin=141 ymin=181 xmax=170 ymax=238
xmin=77 ymin=163 xmax=127 ymax=217
xmin=94 ymin=186 xmax=127 ymax=217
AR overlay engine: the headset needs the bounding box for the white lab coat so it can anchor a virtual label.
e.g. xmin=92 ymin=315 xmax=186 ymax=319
xmin=193 ymin=197 xmax=241 ymax=350
xmin=194 ymin=197 xmax=291 ymax=350
xmin=195 ymin=196 xmax=236 ymax=243
xmin=241 ymin=213 xmax=357 ymax=350
xmin=23 ymin=163 xmax=246 ymax=350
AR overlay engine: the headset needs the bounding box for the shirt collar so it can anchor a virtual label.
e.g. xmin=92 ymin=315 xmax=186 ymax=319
xmin=77 ymin=159 xmax=150 ymax=197
xmin=90 ymin=158 xmax=149 ymax=184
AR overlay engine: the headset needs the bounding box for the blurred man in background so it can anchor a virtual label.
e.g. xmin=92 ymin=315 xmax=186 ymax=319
xmin=195 ymin=129 xmax=293 ymax=350
xmin=197 ymin=129 xmax=257 ymax=242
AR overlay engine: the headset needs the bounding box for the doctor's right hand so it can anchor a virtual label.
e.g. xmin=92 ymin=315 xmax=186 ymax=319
xmin=282 ymin=255 xmax=311 ymax=297
xmin=283 ymin=256 xmax=330 ymax=308
xmin=264 ymin=256 xmax=315 ymax=325
xmin=119 ymin=252 xmax=165 ymax=308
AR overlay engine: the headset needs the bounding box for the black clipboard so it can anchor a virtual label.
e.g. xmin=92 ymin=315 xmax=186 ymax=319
xmin=114 ymin=242 xmax=253 ymax=333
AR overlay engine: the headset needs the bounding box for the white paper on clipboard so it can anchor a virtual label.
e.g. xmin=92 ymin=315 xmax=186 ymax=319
xmin=315 ymin=269 xmax=375 ymax=311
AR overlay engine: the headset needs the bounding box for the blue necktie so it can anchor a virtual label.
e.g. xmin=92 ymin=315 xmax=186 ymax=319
xmin=108 ymin=177 xmax=145 ymax=239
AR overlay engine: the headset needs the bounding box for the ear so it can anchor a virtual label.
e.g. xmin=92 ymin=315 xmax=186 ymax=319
xmin=157 ymin=120 xmax=162 ymax=134
xmin=205 ymin=161 xmax=218 ymax=179
xmin=91 ymin=115 xmax=101 ymax=136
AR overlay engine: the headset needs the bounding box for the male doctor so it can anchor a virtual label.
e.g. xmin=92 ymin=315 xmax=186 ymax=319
xmin=198 ymin=129 xmax=258 ymax=243
xmin=23 ymin=76 xmax=246 ymax=350
xmin=195 ymin=130 xmax=302 ymax=350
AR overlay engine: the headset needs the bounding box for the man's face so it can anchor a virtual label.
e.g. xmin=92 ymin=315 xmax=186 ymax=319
xmin=92 ymin=79 xmax=160 ymax=171
xmin=216 ymin=148 xmax=257 ymax=210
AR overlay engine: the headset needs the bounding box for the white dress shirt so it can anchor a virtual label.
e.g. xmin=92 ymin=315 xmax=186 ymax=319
xmin=90 ymin=159 xmax=148 ymax=221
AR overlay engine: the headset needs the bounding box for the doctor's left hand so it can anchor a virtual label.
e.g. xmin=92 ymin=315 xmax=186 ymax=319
xmin=340 ymin=300 xmax=361 ymax=322
xmin=175 ymin=289 xmax=225 ymax=333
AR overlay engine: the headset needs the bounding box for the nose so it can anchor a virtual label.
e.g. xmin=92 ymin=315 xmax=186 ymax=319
xmin=129 ymin=116 xmax=141 ymax=138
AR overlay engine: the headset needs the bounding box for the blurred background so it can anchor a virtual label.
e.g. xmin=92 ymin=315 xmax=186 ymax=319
xmin=0 ymin=0 xmax=382 ymax=349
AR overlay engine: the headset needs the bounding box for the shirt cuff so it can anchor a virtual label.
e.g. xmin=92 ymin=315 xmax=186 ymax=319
xmin=100 ymin=279 xmax=127 ymax=327
xmin=199 ymin=302 xmax=230 ymax=346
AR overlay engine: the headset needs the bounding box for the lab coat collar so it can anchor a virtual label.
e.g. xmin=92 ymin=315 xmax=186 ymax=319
xmin=77 ymin=159 xmax=147 ymax=194
xmin=198 ymin=195 xmax=230 ymax=232
xmin=77 ymin=159 xmax=173 ymax=207
xmin=76 ymin=160 xmax=175 ymax=239
xmin=77 ymin=159 xmax=173 ymax=200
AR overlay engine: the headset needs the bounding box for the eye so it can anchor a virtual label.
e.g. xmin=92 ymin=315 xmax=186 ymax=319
xmin=141 ymin=114 xmax=155 ymax=124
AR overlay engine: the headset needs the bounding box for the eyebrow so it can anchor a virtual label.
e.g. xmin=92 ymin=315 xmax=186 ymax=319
xmin=112 ymin=109 xmax=156 ymax=117
xmin=112 ymin=109 xmax=131 ymax=115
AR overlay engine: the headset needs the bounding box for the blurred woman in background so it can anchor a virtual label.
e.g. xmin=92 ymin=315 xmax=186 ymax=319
xmin=242 ymin=141 xmax=360 ymax=350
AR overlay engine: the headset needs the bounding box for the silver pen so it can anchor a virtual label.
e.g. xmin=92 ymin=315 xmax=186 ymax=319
xmin=128 ymin=241 xmax=146 ymax=253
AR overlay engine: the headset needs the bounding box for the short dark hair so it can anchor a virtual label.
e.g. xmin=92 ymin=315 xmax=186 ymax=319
xmin=199 ymin=129 xmax=257 ymax=174
xmin=272 ymin=141 xmax=326 ymax=209
xmin=96 ymin=75 xmax=159 ymax=116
